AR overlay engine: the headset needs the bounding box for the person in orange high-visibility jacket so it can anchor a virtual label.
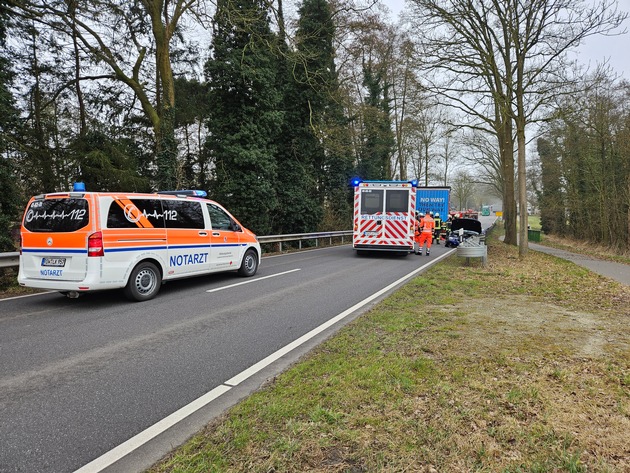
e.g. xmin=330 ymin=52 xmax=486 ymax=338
xmin=414 ymin=211 xmax=424 ymax=254
xmin=417 ymin=211 xmax=434 ymax=256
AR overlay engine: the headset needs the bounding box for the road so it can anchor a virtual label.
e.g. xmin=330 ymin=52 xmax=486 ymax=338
xmin=0 ymin=242 xmax=458 ymax=473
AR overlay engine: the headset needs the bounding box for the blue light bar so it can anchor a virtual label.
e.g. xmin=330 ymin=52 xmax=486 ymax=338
xmin=73 ymin=182 xmax=86 ymax=192
xmin=157 ymin=190 xmax=208 ymax=198
xmin=350 ymin=177 xmax=362 ymax=186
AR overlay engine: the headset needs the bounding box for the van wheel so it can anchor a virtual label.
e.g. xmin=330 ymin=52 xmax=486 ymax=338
xmin=124 ymin=262 xmax=161 ymax=302
xmin=238 ymin=249 xmax=258 ymax=277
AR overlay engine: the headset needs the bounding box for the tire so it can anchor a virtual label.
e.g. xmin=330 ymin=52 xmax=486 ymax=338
xmin=124 ymin=262 xmax=161 ymax=302
xmin=238 ymin=249 xmax=258 ymax=277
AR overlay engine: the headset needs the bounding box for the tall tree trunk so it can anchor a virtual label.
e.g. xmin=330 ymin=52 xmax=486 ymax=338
xmin=147 ymin=1 xmax=178 ymax=189
xmin=499 ymin=112 xmax=517 ymax=245
xmin=517 ymin=121 xmax=528 ymax=256
xmin=68 ymin=0 xmax=86 ymax=135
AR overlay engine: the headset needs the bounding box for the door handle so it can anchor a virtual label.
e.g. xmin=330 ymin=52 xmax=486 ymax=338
xmin=212 ymin=232 xmax=221 ymax=237
xmin=199 ymin=231 xmax=208 ymax=236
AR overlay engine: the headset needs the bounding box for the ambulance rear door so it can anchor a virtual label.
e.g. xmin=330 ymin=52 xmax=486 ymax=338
xmin=20 ymin=194 xmax=95 ymax=282
xmin=356 ymin=186 xmax=386 ymax=243
xmin=354 ymin=183 xmax=415 ymax=250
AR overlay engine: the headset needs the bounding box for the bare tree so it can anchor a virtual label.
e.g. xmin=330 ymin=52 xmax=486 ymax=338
xmin=462 ymin=131 xmax=505 ymax=199
xmin=435 ymin=120 xmax=460 ymax=187
xmin=407 ymin=0 xmax=519 ymax=245
xmin=407 ymin=0 xmax=626 ymax=255
xmin=503 ymin=0 xmax=627 ymax=255
xmin=451 ymin=169 xmax=477 ymax=211
xmin=6 ymin=0 xmax=210 ymax=189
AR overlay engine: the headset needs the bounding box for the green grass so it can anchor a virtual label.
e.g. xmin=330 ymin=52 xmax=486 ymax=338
xmin=147 ymin=232 xmax=630 ymax=472
xmin=528 ymin=215 xmax=542 ymax=230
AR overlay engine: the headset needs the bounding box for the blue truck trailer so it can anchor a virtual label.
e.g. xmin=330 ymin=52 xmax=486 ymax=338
xmin=416 ymin=187 xmax=451 ymax=217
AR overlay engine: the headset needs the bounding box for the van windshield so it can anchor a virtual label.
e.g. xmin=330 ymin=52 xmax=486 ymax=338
xmin=24 ymin=198 xmax=89 ymax=232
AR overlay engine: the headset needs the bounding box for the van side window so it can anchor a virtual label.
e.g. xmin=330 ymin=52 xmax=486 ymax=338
xmin=162 ymin=201 xmax=204 ymax=229
xmin=206 ymin=203 xmax=235 ymax=231
xmin=107 ymin=199 xmax=165 ymax=228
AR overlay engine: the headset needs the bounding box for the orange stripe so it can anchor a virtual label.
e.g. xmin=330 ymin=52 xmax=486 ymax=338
xmin=113 ymin=199 xmax=154 ymax=228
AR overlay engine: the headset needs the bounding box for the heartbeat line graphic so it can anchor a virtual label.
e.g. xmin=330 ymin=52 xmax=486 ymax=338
xmin=26 ymin=209 xmax=86 ymax=222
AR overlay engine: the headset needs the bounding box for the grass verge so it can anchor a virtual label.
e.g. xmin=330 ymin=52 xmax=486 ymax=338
xmin=149 ymin=232 xmax=630 ymax=473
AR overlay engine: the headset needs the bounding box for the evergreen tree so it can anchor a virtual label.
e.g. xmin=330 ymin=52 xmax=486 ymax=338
xmin=70 ymin=130 xmax=151 ymax=192
xmin=173 ymin=77 xmax=210 ymax=189
xmin=357 ymin=60 xmax=396 ymax=181
xmin=536 ymin=137 xmax=566 ymax=235
xmin=204 ymin=0 xmax=281 ymax=235
xmin=0 ymin=0 xmax=22 ymax=251
xmin=293 ymin=0 xmax=354 ymax=230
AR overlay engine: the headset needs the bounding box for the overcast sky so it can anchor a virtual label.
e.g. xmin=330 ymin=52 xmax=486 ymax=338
xmin=384 ymin=0 xmax=630 ymax=79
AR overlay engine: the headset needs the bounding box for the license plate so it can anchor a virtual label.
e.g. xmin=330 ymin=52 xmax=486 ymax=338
xmin=42 ymin=257 xmax=66 ymax=267
xmin=364 ymin=231 xmax=379 ymax=236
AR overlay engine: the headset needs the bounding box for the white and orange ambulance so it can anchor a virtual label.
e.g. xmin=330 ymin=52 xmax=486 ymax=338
xmin=352 ymin=179 xmax=418 ymax=254
xmin=18 ymin=184 xmax=261 ymax=301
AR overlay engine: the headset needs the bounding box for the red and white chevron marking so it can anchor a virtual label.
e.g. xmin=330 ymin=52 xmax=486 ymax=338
xmin=354 ymin=212 xmax=414 ymax=246
xmin=353 ymin=185 xmax=416 ymax=248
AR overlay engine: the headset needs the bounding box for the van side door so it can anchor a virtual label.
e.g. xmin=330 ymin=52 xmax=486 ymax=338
xmin=205 ymin=203 xmax=242 ymax=272
xmin=102 ymin=196 xmax=167 ymax=282
xmin=163 ymin=199 xmax=211 ymax=277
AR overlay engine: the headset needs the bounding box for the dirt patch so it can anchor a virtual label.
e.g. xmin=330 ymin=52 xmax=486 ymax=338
xmin=443 ymin=296 xmax=629 ymax=359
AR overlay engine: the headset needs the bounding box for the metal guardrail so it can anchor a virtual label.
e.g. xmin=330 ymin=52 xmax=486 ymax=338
xmin=258 ymin=230 xmax=352 ymax=252
xmin=0 ymin=252 xmax=19 ymax=269
xmin=0 ymin=231 xmax=354 ymax=269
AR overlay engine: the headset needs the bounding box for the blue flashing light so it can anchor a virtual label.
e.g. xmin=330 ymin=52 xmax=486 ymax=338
xmin=350 ymin=177 xmax=362 ymax=186
xmin=157 ymin=189 xmax=208 ymax=198
xmin=73 ymin=182 xmax=86 ymax=192
xmin=409 ymin=179 xmax=418 ymax=187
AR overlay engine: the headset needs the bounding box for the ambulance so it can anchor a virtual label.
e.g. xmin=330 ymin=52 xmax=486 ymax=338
xmin=18 ymin=184 xmax=261 ymax=301
xmin=352 ymin=179 xmax=418 ymax=254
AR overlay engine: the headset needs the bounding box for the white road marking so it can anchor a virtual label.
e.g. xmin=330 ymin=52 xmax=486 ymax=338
xmin=74 ymin=250 xmax=454 ymax=473
xmin=206 ymin=268 xmax=301 ymax=293
xmin=0 ymin=291 xmax=55 ymax=302
xmin=73 ymin=385 xmax=231 ymax=473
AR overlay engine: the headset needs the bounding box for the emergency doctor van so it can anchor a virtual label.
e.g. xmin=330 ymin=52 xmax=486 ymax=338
xmin=18 ymin=186 xmax=261 ymax=301
xmin=352 ymin=179 xmax=417 ymax=254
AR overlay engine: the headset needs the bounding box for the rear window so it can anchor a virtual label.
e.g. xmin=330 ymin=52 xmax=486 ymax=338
xmin=361 ymin=189 xmax=383 ymax=214
xmin=24 ymin=198 xmax=90 ymax=233
xmin=386 ymin=190 xmax=409 ymax=212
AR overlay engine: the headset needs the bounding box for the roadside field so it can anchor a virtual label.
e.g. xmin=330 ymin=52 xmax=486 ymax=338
xmin=149 ymin=232 xmax=630 ymax=473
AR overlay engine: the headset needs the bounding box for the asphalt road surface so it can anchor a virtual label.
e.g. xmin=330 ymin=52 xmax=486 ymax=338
xmin=0 ymin=243 xmax=457 ymax=473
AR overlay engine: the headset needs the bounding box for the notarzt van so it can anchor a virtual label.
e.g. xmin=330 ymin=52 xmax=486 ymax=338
xmin=18 ymin=186 xmax=261 ymax=301
xmin=352 ymin=179 xmax=418 ymax=254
